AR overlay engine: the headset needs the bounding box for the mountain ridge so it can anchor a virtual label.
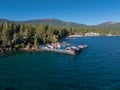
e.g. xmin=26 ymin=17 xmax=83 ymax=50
xmin=0 ymin=18 xmax=120 ymax=30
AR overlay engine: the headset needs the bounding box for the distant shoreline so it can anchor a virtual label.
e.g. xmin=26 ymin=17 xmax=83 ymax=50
xmin=68 ymin=35 xmax=84 ymax=38
xmin=68 ymin=35 xmax=120 ymax=38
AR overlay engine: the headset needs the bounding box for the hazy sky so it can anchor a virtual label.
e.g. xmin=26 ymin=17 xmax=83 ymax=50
xmin=0 ymin=0 xmax=120 ymax=25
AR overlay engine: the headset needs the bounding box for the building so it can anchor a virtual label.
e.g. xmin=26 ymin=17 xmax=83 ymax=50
xmin=85 ymin=32 xmax=100 ymax=36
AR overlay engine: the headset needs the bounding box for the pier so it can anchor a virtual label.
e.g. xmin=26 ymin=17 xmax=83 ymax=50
xmin=39 ymin=44 xmax=88 ymax=55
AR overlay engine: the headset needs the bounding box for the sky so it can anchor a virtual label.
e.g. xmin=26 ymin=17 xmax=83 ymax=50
xmin=0 ymin=0 xmax=120 ymax=25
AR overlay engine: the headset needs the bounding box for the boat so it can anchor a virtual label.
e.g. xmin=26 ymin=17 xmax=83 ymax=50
xmin=39 ymin=44 xmax=88 ymax=55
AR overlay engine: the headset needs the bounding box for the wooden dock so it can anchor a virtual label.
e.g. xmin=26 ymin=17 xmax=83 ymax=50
xmin=40 ymin=45 xmax=88 ymax=55
xmin=41 ymin=48 xmax=76 ymax=55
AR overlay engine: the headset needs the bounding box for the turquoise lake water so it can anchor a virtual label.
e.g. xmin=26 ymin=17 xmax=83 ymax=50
xmin=0 ymin=36 xmax=120 ymax=90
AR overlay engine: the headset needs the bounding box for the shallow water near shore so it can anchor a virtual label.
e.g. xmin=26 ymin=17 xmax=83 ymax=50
xmin=0 ymin=36 xmax=120 ymax=90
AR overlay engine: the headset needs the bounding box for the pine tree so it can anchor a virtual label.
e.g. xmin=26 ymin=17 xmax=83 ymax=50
xmin=34 ymin=33 xmax=39 ymax=49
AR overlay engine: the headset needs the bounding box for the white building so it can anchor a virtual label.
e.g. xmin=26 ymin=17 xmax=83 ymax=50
xmin=85 ymin=32 xmax=100 ymax=36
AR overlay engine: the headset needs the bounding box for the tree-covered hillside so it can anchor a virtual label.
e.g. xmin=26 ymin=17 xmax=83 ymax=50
xmin=0 ymin=22 xmax=69 ymax=52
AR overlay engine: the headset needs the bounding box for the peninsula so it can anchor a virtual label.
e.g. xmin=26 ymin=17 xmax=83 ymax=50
xmin=0 ymin=18 xmax=120 ymax=55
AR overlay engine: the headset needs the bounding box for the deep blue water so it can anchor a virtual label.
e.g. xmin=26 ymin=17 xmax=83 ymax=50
xmin=0 ymin=36 xmax=120 ymax=90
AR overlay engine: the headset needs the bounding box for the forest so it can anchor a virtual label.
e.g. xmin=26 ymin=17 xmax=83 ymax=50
xmin=0 ymin=22 xmax=69 ymax=51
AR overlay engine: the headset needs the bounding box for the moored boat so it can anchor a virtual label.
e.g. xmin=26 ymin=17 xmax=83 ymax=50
xmin=39 ymin=43 xmax=88 ymax=55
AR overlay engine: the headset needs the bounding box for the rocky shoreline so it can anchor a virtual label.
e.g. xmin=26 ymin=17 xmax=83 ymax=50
xmin=0 ymin=46 xmax=17 ymax=56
